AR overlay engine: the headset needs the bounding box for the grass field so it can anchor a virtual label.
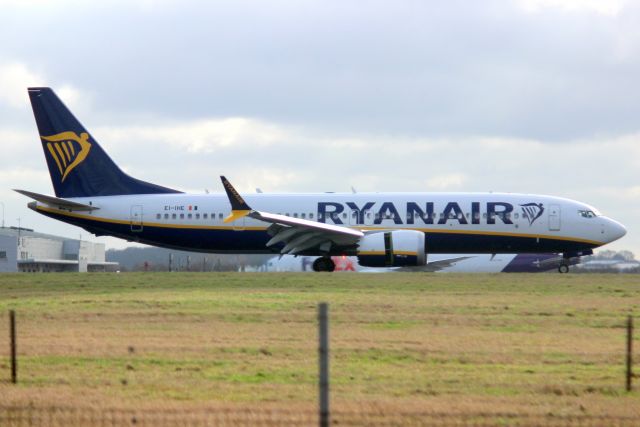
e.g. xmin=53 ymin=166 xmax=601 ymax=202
xmin=0 ymin=272 xmax=639 ymax=425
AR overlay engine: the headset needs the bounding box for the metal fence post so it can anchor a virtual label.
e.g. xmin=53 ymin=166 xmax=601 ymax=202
xmin=10 ymin=309 xmax=16 ymax=384
xmin=627 ymin=315 xmax=633 ymax=392
xmin=318 ymin=303 xmax=329 ymax=427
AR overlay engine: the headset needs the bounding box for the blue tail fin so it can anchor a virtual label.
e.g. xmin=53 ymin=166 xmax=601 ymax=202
xmin=28 ymin=87 xmax=181 ymax=198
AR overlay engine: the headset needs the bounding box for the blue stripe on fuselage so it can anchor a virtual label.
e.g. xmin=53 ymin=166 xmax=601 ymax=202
xmin=35 ymin=208 xmax=599 ymax=255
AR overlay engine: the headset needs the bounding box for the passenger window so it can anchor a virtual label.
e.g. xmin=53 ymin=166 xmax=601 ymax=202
xmin=196 ymin=213 xmax=200 ymax=219
xmin=172 ymin=213 xmax=177 ymax=219
xmin=156 ymin=213 xmax=161 ymax=219
xmin=293 ymin=213 xmax=298 ymax=218
xmin=309 ymin=213 xmax=314 ymax=219
xmin=164 ymin=213 xmax=169 ymax=219
xmin=187 ymin=213 xmax=192 ymax=219
xmin=203 ymin=213 xmax=208 ymax=219
xmin=219 ymin=213 xmax=223 ymax=220
xmin=180 ymin=213 xmax=185 ymax=219
xmin=342 ymin=213 xmax=347 ymax=219
xmin=301 ymin=213 xmax=306 ymax=219
xmin=514 ymin=213 xmax=519 ymax=219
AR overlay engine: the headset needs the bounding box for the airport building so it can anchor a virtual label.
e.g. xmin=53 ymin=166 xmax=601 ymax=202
xmin=0 ymin=227 xmax=119 ymax=273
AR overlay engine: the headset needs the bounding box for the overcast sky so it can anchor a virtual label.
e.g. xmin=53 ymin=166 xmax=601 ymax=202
xmin=1 ymin=0 xmax=639 ymax=255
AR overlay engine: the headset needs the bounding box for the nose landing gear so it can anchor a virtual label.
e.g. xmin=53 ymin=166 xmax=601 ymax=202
xmin=313 ymin=257 xmax=336 ymax=272
xmin=558 ymin=253 xmax=571 ymax=273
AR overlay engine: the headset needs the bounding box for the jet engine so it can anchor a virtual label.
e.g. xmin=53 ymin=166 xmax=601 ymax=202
xmin=357 ymin=230 xmax=426 ymax=267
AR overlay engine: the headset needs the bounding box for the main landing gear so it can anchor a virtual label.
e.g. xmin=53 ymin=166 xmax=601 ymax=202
xmin=313 ymin=257 xmax=336 ymax=272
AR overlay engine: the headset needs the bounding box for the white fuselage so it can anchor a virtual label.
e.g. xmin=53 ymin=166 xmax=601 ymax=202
xmin=32 ymin=191 xmax=626 ymax=255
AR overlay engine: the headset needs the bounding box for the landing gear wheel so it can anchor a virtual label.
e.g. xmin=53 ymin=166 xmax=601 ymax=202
xmin=312 ymin=257 xmax=336 ymax=272
xmin=558 ymin=264 xmax=569 ymax=274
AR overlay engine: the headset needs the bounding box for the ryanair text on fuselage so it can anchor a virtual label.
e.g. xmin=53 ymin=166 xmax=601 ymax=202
xmin=317 ymin=201 xmax=544 ymax=226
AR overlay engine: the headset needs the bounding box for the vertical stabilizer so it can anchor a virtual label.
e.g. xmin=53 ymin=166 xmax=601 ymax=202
xmin=28 ymin=87 xmax=180 ymax=197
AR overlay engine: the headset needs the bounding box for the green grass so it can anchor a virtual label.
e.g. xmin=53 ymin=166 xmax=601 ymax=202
xmin=0 ymin=272 xmax=639 ymax=421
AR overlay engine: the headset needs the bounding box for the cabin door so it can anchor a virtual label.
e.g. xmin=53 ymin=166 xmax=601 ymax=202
xmin=548 ymin=204 xmax=561 ymax=231
xmin=130 ymin=205 xmax=143 ymax=232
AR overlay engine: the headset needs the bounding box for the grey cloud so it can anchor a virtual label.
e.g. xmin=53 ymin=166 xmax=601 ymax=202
xmin=2 ymin=1 xmax=640 ymax=139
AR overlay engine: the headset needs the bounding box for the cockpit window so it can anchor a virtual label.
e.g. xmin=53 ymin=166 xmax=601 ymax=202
xmin=578 ymin=210 xmax=597 ymax=218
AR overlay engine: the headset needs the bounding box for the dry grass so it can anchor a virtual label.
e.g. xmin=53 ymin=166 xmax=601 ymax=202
xmin=0 ymin=272 xmax=639 ymax=425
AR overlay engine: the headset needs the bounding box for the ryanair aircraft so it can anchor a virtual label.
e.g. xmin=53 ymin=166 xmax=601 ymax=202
xmin=17 ymin=87 xmax=626 ymax=272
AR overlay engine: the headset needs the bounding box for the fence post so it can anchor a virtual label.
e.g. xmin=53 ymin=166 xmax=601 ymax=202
xmin=10 ymin=309 xmax=16 ymax=384
xmin=318 ymin=303 xmax=329 ymax=427
xmin=627 ymin=315 xmax=633 ymax=392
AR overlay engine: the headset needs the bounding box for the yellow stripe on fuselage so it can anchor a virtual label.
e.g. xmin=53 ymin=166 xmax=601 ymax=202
xmin=356 ymin=226 xmax=602 ymax=245
xmin=35 ymin=205 xmax=267 ymax=230
xmin=34 ymin=205 xmax=603 ymax=246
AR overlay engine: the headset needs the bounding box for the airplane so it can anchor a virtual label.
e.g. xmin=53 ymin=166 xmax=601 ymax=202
xmin=262 ymin=253 xmax=583 ymax=273
xmin=16 ymin=87 xmax=627 ymax=272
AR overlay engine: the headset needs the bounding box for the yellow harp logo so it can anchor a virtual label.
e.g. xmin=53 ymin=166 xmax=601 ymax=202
xmin=41 ymin=131 xmax=92 ymax=182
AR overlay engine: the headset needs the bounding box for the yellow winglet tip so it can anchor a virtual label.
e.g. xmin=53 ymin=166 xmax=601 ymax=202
xmin=224 ymin=210 xmax=251 ymax=223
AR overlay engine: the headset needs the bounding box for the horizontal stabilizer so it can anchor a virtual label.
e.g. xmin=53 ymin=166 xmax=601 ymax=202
xmin=14 ymin=189 xmax=99 ymax=211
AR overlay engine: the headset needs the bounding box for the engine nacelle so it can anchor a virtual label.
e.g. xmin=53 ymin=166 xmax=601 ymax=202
xmin=357 ymin=230 xmax=426 ymax=267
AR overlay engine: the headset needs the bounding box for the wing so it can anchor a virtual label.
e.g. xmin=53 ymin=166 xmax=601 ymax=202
xmin=220 ymin=176 xmax=363 ymax=255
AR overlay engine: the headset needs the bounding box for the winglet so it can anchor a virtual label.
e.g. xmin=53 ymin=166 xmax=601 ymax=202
xmin=220 ymin=176 xmax=252 ymax=223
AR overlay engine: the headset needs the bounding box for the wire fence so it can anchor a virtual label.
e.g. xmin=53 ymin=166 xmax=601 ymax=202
xmin=1 ymin=308 xmax=637 ymax=426
xmin=2 ymin=406 xmax=640 ymax=427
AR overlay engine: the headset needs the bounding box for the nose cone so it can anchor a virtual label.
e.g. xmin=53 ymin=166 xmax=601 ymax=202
xmin=604 ymin=217 xmax=627 ymax=243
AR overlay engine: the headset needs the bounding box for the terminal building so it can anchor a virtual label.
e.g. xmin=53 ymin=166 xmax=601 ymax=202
xmin=0 ymin=227 xmax=119 ymax=273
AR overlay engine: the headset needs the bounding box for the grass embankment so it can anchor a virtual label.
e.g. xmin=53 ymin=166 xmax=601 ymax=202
xmin=0 ymin=273 xmax=638 ymax=423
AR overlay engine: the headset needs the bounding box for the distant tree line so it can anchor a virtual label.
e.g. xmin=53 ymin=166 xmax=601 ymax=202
xmin=576 ymin=250 xmax=640 ymax=274
xmin=589 ymin=249 xmax=636 ymax=262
